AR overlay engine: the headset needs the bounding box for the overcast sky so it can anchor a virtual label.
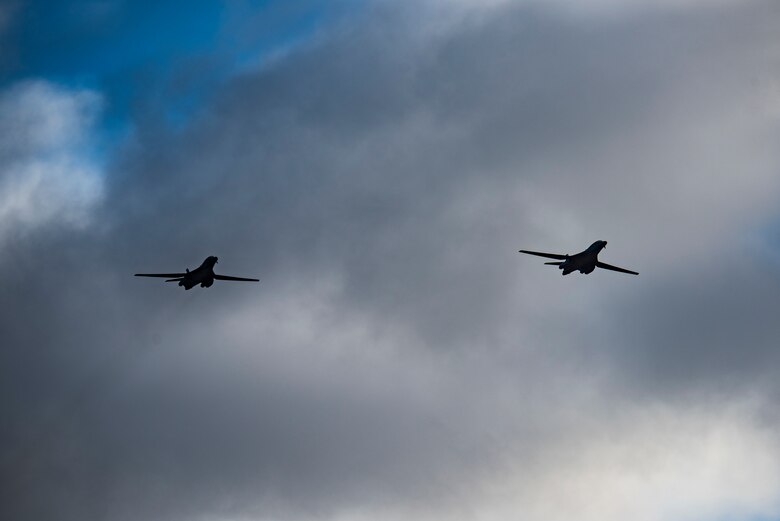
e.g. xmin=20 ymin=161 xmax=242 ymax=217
xmin=2 ymin=1 xmax=780 ymax=520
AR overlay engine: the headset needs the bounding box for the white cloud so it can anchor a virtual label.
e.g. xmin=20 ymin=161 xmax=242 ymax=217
xmin=0 ymin=81 xmax=104 ymax=243
xmin=475 ymin=401 xmax=780 ymax=521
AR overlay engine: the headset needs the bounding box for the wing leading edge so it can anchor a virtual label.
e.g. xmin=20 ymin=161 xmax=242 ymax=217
xmin=214 ymin=274 xmax=260 ymax=282
xmin=595 ymin=262 xmax=638 ymax=275
xmin=518 ymin=250 xmax=567 ymax=260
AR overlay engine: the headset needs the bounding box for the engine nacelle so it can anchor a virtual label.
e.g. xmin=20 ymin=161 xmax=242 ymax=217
xmin=180 ymin=279 xmax=196 ymax=290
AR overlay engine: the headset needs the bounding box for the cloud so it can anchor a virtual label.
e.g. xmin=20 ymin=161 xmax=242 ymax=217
xmin=0 ymin=81 xmax=103 ymax=245
xmin=3 ymin=2 xmax=780 ymax=521
xmin=439 ymin=0 xmax=747 ymax=19
xmin=471 ymin=400 xmax=780 ymax=521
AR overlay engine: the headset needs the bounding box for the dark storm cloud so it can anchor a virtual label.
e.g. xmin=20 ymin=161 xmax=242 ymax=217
xmin=3 ymin=2 xmax=780 ymax=521
xmin=605 ymin=256 xmax=780 ymax=400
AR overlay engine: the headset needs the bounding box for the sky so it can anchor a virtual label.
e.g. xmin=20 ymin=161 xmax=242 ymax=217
xmin=2 ymin=1 xmax=780 ymax=520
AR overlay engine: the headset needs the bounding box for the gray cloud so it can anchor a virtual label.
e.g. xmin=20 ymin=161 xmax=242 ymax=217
xmin=3 ymin=1 xmax=780 ymax=521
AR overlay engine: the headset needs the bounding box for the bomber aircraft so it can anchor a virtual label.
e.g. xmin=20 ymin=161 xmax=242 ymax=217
xmin=519 ymin=240 xmax=638 ymax=276
xmin=135 ymin=256 xmax=259 ymax=289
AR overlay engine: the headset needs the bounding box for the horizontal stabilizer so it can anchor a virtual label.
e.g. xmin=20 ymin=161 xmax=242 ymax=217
xmin=165 ymin=278 xmax=184 ymax=282
xmin=544 ymin=261 xmax=564 ymax=265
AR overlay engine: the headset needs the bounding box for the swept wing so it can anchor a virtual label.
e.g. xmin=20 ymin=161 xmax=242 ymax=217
xmin=214 ymin=274 xmax=259 ymax=282
xmin=595 ymin=261 xmax=638 ymax=275
xmin=518 ymin=250 xmax=567 ymax=260
xmin=134 ymin=273 xmax=186 ymax=278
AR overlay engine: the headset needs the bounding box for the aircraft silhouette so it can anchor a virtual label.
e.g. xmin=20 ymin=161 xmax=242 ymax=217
xmin=135 ymin=256 xmax=259 ymax=289
xmin=519 ymin=240 xmax=638 ymax=276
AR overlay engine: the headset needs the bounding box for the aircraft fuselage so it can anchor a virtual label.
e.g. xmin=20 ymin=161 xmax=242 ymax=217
xmin=556 ymin=240 xmax=606 ymax=275
xmin=179 ymin=256 xmax=218 ymax=290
